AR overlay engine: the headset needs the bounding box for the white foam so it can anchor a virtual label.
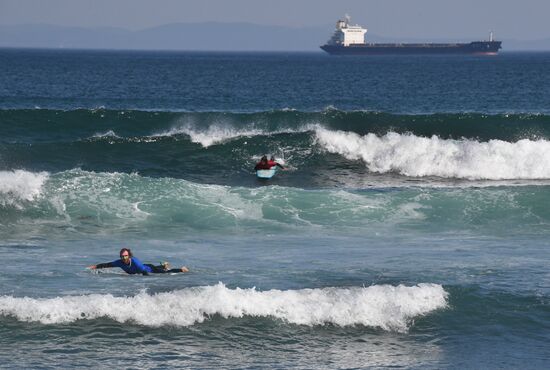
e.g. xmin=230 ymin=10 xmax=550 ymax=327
xmin=40 ymin=169 xmax=263 ymax=226
xmin=154 ymin=123 xmax=265 ymax=148
xmin=0 ymin=170 xmax=49 ymax=206
xmin=0 ymin=283 xmax=447 ymax=332
xmin=187 ymin=181 xmax=263 ymax=220
xmin=315 ymin=128 xmax=550 ymax=180
xmin=52 ymin=169 xmax=151 ymax=221
xmin=154 ymin=121 xmax=317 ymax=148
xmin=90 ymin=130 xmax=120 ymax=139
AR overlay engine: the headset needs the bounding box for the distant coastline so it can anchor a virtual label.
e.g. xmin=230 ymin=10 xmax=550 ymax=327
xmin=1 ymin=22 xmax=549 ymax=51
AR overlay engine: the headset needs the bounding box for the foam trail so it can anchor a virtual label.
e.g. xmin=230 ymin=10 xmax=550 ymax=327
xmin=154 ymin=123 xmax=265 ymax=147
xmin=0 ymin=283 xmax=447 ymax=332
xmin=315 ymin=128 xmax=550 ymax=180
xmin=153 ymin=122 xmax=317 ymax=148
xmin=90 ymin=130 xmax=120 ymax=139
xmin=0 ymin=170 xmax=49 ymax=206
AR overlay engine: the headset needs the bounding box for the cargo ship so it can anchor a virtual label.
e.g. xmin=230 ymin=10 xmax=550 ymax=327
xmin=320 ymin=16 xmax=502 ymax=55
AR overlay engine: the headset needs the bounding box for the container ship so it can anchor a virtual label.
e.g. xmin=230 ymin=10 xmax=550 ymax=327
xmin=320 ymin=16 xmax=502 ymax=55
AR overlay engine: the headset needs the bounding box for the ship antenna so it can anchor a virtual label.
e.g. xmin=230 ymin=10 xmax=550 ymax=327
xmin=345 ymin=14 xmax=351 ymax=26
xmin=490 ymin=31 xmax=494 ymax=42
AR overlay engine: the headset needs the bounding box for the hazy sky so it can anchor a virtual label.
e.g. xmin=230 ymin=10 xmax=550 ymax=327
xmin=1 ymin=0 xmax=549 ymax=39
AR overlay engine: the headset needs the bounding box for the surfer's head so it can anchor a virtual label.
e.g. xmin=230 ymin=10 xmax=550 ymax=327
xmin=119 ymin=248 xmax=132 ymax=263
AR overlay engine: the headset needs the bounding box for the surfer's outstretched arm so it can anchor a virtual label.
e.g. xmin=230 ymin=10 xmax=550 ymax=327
xmin=88 ymin=262 xmax=115 ymax=269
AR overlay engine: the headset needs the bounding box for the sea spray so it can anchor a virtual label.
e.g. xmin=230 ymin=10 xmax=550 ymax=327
xmin=0 ymin=170 xmax=49 ymax=207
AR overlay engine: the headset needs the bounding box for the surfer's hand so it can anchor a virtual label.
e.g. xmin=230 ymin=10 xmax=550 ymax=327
xmin=88 ymin=265 xmax=97 ymax=269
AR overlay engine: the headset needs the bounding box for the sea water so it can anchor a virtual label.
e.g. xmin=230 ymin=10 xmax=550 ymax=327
xmin=0 ymin=49 xmax=549 ymax=368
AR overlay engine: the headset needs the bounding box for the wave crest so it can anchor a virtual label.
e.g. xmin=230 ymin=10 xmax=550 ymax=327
xmin=0 ymin=170 xmax=49 ymax=207
xmin=154 ymin=123 xmax=265 ymax=147
xmin=315 ymin=128 xmax=550 ymax=180
xmin=0 ymin=283 xmax=448 ymax=331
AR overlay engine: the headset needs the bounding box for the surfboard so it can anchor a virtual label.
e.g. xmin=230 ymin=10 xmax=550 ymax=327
xmin=256 ymin=167 xmax=277 ymax=179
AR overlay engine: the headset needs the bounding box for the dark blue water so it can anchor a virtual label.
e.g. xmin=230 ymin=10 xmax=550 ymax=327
xmin=2 ymin=49 xmax=550 ymax=113
xmin=0 ymin=49 xmax=549 ymax=369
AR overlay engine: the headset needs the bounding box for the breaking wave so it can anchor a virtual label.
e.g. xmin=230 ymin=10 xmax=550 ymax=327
xmin=0 ymin=283 xmax=448 ymax=332
xmin=3 ymin=108 xmax=550 ymax=144
xmin=153 ymin=122 xmax=273 ymax=148
xmin=0 ymin=170 xmax=49 ymax=207
xmin=315 ymin=128 xmax=550 ymax=180
xmin=1 ymin=169 xmax=550 ymax=237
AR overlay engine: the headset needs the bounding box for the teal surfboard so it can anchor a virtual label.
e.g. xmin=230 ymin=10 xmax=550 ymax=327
xmin=256 ymin=167 xmax=277 ymax=179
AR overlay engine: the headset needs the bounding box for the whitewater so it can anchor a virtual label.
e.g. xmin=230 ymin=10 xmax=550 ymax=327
xmin=0 ymin=283 xmax=447 ymax=331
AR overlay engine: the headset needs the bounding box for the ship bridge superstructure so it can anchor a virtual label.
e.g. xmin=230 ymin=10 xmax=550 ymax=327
xmin=326 ymin=15 xmax=367 ymax=46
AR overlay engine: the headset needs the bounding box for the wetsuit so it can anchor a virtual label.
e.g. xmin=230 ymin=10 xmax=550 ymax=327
xmin=95 ymin=257 xmax=183 ymax=275
xmin=255 ymin=162 xmax=273 ymax=170
xmin=267 ymin=160 xmax=284 ymax=169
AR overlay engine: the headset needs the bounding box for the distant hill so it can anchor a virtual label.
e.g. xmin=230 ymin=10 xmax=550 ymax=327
xmin=0 ymin=22 xmax=327 ymax=51
xmin=0 ymin=22 xmax=549 ymax=51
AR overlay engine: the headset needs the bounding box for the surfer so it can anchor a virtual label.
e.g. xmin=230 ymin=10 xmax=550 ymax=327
xmin=88 ymin=248 xmax=189 ymax=275
xmin=268 ymin=156 xmax=285 ymax=169
xmin=254 ymin=155 xmax=271 ymax=170
xmin=254 ymin=155 xmax=284 ymax=170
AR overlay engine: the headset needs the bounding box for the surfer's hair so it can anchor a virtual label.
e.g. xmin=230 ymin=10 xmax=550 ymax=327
xmin=119 ymin=248 xmax=132 ymax=258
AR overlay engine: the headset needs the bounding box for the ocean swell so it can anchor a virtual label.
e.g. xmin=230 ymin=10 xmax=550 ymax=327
xmin=1 ymin=169 xmax=550 ymax=237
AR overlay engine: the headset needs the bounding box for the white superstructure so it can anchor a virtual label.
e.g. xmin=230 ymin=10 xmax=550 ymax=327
xmin=326 ymin=15 xmax=367 ymax=46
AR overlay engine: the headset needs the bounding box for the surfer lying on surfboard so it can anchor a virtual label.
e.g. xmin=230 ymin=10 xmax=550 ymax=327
xmin=254 ymin=155 xmax=285 ymax=170
xmin=88 ymin=248 xmax=189 ymax=275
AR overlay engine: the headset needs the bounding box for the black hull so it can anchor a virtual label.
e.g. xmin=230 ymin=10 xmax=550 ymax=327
xmin=321 ymin=41 xmax=502 ymax=55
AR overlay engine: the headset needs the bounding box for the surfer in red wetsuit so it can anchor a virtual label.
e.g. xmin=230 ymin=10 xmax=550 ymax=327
xmin=267 ymin=156 xmax=285 ymax=169
xmin=255 ymin=155 xmax=285 ymax=170
xmin=254 ymin=155 xmax=271 ymax=170
xmin=254 ymin=155 xmax=285 ymax=171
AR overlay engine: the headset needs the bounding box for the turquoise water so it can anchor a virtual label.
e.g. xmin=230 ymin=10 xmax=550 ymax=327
xmin=0 ymin=49 xmax=549 ymax=368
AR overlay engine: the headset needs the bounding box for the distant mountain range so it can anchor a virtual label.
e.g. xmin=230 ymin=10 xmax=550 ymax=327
xmin=1 ymin=22 xmax=549 ymax=51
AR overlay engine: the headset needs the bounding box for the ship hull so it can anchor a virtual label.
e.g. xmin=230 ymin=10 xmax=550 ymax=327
xmin=321 ymin=41 xmax=502 ymax=55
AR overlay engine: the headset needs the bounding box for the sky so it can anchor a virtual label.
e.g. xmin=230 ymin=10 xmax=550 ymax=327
xmin=1 ymin=0 xmax=549 ymax=40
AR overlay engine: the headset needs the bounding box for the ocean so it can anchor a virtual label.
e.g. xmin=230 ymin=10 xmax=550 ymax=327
xmin=0 ymin=48 xmax=549 ymax=368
